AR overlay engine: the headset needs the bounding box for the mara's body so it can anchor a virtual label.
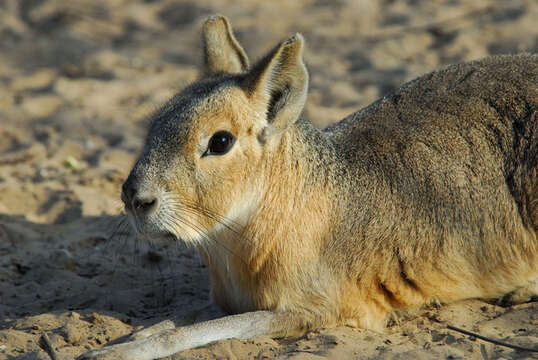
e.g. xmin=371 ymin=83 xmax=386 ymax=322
xmin=324 ymin=55 xmax=538 ymax=327
xmin=79 ymin=16 xmax=538 ymax=360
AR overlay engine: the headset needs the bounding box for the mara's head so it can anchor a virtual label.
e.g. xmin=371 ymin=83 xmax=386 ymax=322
xmin=121 ymin=15 xmax=309 ymax=242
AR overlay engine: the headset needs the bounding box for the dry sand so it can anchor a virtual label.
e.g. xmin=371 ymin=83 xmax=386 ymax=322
xmin=1 ymin=0 xmax=537 ymax=359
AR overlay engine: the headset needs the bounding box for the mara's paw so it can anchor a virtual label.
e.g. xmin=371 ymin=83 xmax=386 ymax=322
xmin=496 ymin=284 xmax=538 ymax=307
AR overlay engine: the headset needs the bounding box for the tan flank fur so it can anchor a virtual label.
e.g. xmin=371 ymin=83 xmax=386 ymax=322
xmin=79 ymin=15 xmax=538 ymax=360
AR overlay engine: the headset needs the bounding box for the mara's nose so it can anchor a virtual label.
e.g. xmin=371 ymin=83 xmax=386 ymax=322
xmin=121 ymin=180 xmax=158 ymax=216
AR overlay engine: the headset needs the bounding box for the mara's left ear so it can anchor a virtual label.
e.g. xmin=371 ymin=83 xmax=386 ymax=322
xmin=244 ymin=34 xmax=309 ymax=134
xmin=202 ymin=15 xmax=249 ymax=75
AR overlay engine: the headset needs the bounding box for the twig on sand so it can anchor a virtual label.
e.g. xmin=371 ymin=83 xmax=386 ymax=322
xmin=447 ymin=324 xmax=538 ymax=353
xmin=39 ymin=333 xmax=59 ymax=360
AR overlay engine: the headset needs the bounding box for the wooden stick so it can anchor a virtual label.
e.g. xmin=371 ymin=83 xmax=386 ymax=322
xmin=447 ymin=324 xmax=538 ymax=353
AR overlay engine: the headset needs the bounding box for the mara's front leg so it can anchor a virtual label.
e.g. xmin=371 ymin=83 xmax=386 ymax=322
xmin=77 ymin=311 xmax=280 ymax=360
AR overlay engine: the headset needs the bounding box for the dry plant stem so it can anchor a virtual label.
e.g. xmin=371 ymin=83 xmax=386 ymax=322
xmin=446 ymin=324 xmax=538 ymax=353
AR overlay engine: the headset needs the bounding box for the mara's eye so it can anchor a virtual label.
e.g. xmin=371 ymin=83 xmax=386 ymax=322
xmin=204 ymin=131 xmax=235 ymax=156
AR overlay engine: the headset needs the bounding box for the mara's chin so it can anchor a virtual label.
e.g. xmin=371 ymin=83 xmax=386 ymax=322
xmin=126 ymin=217 xmax=198 ymax=243
xmin=127 ymin=216 xmax=164 ymax=237
xmin=125 ymin=212 xmax=213 ymax=245
xmin=131 ymin=227 xmax=168 ymax=239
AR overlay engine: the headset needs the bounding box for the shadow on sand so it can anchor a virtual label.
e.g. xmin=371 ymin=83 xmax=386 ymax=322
xmin=0 ymin=213 xmax=224 ymax=358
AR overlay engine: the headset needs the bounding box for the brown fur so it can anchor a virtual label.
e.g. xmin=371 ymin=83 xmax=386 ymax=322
xmin=122 ymin=15 xmax=538 ymax=341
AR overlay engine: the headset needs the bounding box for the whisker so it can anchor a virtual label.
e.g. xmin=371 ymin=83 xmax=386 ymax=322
xmin=103 ymin=215 xmax=129 ymax=255
xmin=166 ymin=212 xmax=249 ymax=266
xmin=161 ymin=242 xmax=178 ymax=304
xmin=107 ymin=217 xmax=131 ymax=275
xmin=133 ymin=232 xmax=144 ymax=267
xmin=165 ymin=197 xmax=255 ymax=246
xmin=178 ymin=205 xmax=239 ymax=232
xmin=179 ymin=198 xmax=245 ymax=229
xmin=161 ymin=213 xmax=212 ymax=267
xmin=145 ymin=240 xmax=167 ymax=308
xmin=160 ymin=194 xmax=257 ymax=265
xmin=106 ymin=216 xmax=128 ymax=243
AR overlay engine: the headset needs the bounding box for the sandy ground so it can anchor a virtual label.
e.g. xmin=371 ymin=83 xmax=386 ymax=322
xmin=1 ymin=0 xmax=537 ymax=359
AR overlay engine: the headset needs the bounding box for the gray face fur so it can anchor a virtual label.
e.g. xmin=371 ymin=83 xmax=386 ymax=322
xmin=120 ymin=20 xmax=309 ymax=243
xmin=122 ymin=76 xmax=244 ymax=236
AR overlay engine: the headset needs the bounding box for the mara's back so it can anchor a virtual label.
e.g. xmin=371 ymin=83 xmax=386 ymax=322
xmin=325 ymin=54 xmax=538 ymax=303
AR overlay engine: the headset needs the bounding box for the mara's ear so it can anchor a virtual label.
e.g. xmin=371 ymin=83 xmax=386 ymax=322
xmin=202 ymin=15 xmax=249 ymax=75
xmin=244 ymin=34 xmax=308 ymax=134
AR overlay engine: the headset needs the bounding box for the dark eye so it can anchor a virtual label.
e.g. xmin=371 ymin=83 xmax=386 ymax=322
xmin=204 ymin=131 xmax=235 ymax=156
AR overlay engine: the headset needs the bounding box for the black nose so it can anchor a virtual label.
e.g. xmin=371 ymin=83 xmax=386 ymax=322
xmin=121 ymin=179 xmax=158 ymax=215
xmin=133 ymin=195 xmax=157 ymax=214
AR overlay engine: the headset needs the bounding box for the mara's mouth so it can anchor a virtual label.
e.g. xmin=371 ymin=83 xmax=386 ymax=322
xmin=122 ymin=191 xmax=246 ymax=245
xmin=126 ymin=212 xmax=166 ymax=237
xmin=125 ymin=209 xmax=212 ymax=245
